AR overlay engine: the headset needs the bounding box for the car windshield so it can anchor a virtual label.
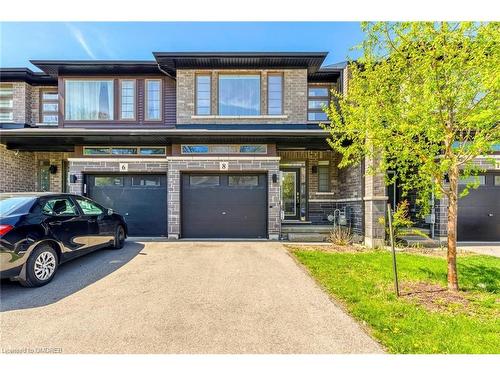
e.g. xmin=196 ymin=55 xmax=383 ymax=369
xmin=0 ymin=196 xmax=36 ymax=216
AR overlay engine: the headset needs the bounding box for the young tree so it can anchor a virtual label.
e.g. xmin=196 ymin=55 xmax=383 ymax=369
xmin=324 ymin=22 xmax=499 ymax=291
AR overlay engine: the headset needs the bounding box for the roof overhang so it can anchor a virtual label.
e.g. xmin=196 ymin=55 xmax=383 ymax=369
xmin=0 ymin=126 xmax=331 ymax=151
xmin=30 ymin=60 xmax=161 ymax=77
xmin=0 ymin=68 xmax=57 ymax=85
xmin=153 ymin=52 xmax=328 ymax=76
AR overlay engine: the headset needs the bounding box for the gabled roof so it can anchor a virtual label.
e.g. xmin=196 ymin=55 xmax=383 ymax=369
xmin=0 ymin=68 xmax=57 ymax=85
xmin=30 ymin=60 xmax=161 ymax=77
xmin=153 ymin=52 xmax=328 ymax=75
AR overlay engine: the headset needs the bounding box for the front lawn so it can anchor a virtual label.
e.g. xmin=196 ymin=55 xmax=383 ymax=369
xmin=289 ymin=247 xmax=500 ymax=354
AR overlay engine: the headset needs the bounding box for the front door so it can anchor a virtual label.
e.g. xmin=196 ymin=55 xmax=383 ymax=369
xmin=281 ymin=168 xmax=300 ymax=220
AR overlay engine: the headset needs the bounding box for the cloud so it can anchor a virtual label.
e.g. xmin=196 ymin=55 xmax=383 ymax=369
xmin=66 ymin=23 xmax=97 ymax=59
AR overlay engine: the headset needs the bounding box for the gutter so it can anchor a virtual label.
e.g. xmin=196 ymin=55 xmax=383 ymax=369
xmin=156 ymin=63 xmax=176 ymax=80
xmin=0 ymin=128 xmax=328 ymax=137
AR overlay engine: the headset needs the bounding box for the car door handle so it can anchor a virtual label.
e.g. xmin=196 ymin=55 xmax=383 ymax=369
xmin=88 ymin=218 xmax=97 ymax=223
xmin=49 ymin=221 xmax=62 ymax=226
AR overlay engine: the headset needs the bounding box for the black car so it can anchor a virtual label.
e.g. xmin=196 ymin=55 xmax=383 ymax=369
xmin=0 ymin=193 xmax=128 ymax=287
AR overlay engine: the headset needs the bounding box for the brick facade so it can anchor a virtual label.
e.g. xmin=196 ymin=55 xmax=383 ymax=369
xmin=176 ymin=69 xmax=307 ymax=124
xmin=363 ymin=156 xmax=387 ymax=248
xmin=0 ymin=144 xmax=36 ymax=192
xmin=0 ymin=145 xmax=69 ymax=193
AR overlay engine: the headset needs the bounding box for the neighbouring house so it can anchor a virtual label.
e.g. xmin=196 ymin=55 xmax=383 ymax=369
xmin=0 ymin=52 xmax=498 ymax=244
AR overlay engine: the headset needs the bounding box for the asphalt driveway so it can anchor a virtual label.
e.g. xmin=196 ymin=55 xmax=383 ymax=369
xmin=0 ymin=241 xmax=382 ymax=354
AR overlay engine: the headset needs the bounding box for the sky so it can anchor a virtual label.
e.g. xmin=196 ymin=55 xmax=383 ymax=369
xmin=0 ymin=22 xmax=365 ymax=71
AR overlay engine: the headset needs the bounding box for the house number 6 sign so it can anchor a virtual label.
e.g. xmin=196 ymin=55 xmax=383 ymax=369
xmin=119 ymin=163 xmax=129 ymax=172
xmin=219 ymin=162 xmax=229 ymax=171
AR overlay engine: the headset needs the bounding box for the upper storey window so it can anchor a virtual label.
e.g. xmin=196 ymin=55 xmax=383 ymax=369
xmin=218 ymin=75 xmax=260 ymax=116
xmin=0 ymin=83 xmax=14 ymax=122
xmin=40 ymin=89 xmax=59 ymax=124
xmin=267 ymin=74 xmax=283 ymax=115
xmin=196 ymin=74 xmax=211 ymax=115
xmin=120 ymin=80 xmax=136 ymax=120
xmin=308 ymin=85 xmax=330 ymax=122
xmin=145 ymin=79 xmax=162 ymax=121
xmin=65 ymin=80 xmax=114 ymax=121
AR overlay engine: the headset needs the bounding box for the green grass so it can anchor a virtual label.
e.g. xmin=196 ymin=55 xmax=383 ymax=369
xmin=291 ymin=248 xmax=500 ymax=354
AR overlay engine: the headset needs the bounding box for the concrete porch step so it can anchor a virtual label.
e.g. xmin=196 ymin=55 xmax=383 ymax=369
xmin=282 ymin=225 xmax=335 ymax=234
xmin=287 ymin=232 xmax=327 ymax=242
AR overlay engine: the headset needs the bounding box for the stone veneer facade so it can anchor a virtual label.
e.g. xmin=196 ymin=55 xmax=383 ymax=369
xmin=176 ymin=69 xmax=307 ymax=124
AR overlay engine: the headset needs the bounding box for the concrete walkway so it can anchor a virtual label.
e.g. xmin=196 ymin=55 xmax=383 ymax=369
xmin=0 ymin=241 xmax=382 ymax=354
xmin=457 ymin=243 xmax=500 ymax=257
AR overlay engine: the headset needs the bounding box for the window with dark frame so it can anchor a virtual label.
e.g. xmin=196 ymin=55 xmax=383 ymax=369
xmin=268 ymin=74 xmax=283 ymax=115
xmin=40 ymin=89 xmax=59 ymax=124
xmin=317 ymin=161 xmax=330 ymax=192
xmin=308 ymin=85 xmax=330 ymax=122
xmin=0 ymin=83 xmax=14 ymax=122
xmin=196 ymin=74 xmax=211 ymax=115
xmin=120 ymin=80 xmax=136 ymax=120
xmin=145 ymin=79 xmax=162 ymax=121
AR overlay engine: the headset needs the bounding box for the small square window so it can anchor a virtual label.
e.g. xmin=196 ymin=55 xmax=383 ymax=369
xmin=494 ymin=176 xmax=500 ymax=186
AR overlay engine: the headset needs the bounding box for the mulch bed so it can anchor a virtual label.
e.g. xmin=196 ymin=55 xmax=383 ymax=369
xmin=400 ymin=281 xmax=471 ymax=313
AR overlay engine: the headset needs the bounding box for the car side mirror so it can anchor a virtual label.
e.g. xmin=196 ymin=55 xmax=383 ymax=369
xmin=107 ymin=208 xmax=114 ymax=216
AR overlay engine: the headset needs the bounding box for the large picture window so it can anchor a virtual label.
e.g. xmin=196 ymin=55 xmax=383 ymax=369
xmin=65 ymin=80 xmax=114 ymax=120
xmin=218 ymin=75 xmax=260 ymax=116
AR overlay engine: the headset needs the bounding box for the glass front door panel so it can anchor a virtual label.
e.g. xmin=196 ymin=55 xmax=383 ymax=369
xmin=281 ymin=169 xmax=300 ymax=219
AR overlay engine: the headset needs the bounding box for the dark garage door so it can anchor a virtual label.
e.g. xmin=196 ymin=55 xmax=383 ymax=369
xmin=87 ymin=174 xmax=167 ymax=236
xmin=181 ymin=173 xmax=267 ymax=238
xmin=458 ymin=173 xmax=500 ymax=241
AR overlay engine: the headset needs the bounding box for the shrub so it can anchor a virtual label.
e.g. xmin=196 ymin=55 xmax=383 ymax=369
xmin=328 ymin=226 xmax=353 ymax=246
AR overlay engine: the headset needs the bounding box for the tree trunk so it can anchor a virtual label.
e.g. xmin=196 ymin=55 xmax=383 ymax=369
xmin=446 ymin=166 xmax=459 ymax=291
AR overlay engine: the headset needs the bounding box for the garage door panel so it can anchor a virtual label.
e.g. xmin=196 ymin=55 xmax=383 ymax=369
xmin=181 ymin=173 xmax=267 ymax=238
xmin=458 ymin=176 xmax=499 ymax=241
xmin=88 ymin=174 xmax=167 ymax=237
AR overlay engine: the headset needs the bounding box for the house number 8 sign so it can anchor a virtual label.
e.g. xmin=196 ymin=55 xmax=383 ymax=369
xmin=219 ymin=162 xmax=229 ymax=171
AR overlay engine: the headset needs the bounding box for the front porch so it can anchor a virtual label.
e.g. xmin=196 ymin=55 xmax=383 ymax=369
xmin=277 ymin=150 xmax=368 ymax=242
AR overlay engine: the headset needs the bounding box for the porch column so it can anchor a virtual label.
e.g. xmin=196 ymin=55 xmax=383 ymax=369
xmin=363 ymin=156 xmax=387 ymax=248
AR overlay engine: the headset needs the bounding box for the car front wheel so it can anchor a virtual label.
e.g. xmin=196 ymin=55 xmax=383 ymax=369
xmin=112 ymin=225 xmax=125 ymax=249
xmin=20 ymin=244 xmax=58 ymax=287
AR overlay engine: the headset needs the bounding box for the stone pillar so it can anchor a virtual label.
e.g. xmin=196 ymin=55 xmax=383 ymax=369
xmin=363 ymin=157 xmax=387 ymax=248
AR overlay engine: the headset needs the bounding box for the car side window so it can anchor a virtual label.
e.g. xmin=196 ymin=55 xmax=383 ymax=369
xmin=42 ymin=198 xmax=78 ymax=216
xmin=75 ymin=198 xmax=103 ymax=216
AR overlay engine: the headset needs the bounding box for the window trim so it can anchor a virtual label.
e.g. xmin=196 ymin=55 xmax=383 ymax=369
xmin=63 ymin=78 xmax=116 ymax=122
xmin=119 ymin=79 xmax=137 ymax=121
xmin=39 ymin=88 xmax=59 ymax=125
xmin=144 ymin=78 xmax=163 ymax=122
xmin=267 ymin=73 xmax=284 ymax=115
xmin=217 ymin=73 xmax=262 ymax=116
xmin=307 ymin=84 xmax=330 ymax=123
xmin=195 ymin=73 xmax=211 ymax=116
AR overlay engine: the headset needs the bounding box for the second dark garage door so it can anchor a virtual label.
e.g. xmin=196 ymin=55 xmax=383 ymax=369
xmin=87 ymin=174 xmax=167 ymax=236
xmin=458 ymin=173 xmax=500 ymax=241
xmin=181 ymin=173 xmax=267 ymax=238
